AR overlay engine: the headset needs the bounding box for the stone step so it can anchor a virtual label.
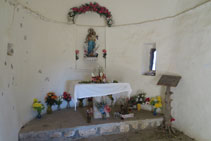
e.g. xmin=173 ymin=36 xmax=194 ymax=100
xmin=19 ymin=117 xmax=163 ymax=141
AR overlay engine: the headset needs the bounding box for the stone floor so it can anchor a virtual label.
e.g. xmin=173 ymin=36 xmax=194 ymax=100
xmin=20 ymin=107 xmax=162 ymax=133
xmin=19 ymin=108 xmax=194 ymax=141
xmin=77 ymin=128 xmax=195 ymax=141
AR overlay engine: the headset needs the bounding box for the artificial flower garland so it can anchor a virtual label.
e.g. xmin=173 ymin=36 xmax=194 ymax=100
xmin=68 ymin=2 xmax=113 ymax=27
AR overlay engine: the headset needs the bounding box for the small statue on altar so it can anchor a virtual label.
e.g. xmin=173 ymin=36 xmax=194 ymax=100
xmin=84 ymin=28 xmax=99 ymax=57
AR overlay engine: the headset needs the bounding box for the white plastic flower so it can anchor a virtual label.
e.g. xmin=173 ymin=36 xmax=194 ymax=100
xmin=100 ymin=72 xmax=103 ymax=77
xmin=91 ymin=73 xmax=95 ymax=77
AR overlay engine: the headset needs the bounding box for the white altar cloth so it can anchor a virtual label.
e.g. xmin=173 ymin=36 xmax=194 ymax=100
xmin=74 ymin=83 xmax=132 ymax=110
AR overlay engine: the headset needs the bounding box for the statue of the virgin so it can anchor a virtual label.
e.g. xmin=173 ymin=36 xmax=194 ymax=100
xmin=84 ymin=28 xmax=99 ymax=57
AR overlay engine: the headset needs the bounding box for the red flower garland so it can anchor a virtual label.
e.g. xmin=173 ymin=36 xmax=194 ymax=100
xmin=68 ymin=2 xmax=113 ymax=27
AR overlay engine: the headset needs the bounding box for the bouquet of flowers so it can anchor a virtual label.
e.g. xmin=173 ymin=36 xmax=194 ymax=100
xmin=95 ymin=101 xmax=111 ymax=119
xmin=56 ymin=96 xmax=63 ymax=110
xmin=150 ymin=96 xmax=162 ymax=115
xmin=128 ymin=92 xmax=146 ymax=110
xmin=145 ymin=97 xmax=150 ymax=104
xmin=32 ymin=98 xmax=45 ymax=118
xmin=136 ymin=92 xmax=146 ymax=104
xmin=128 ymin=96 xmax=137 ymax=108
xmin=63 ymin=92 xmax=71 ymax=101
xmin=63 ymin=92 xmax=71 ymax=108
xmin=45 ymin=92 xmax=58 ymax=106
xmin=45 ymin=92 xmax=58 ymax=114
xmin=91 ymin=72 xmax=107 ymax=83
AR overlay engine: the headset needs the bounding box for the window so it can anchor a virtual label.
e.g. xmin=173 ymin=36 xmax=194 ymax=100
xmin=149 ymin=48 xmax=156 ymax=71
xmin=143 ymin=45 xmax=156 ymax=76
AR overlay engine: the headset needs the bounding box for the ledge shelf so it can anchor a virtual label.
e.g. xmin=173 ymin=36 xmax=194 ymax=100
xmin=84 ymin=57 xmax=98 ymax=61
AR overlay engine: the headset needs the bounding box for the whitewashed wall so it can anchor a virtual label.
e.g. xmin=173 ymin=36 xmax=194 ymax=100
xmin=0 ymin=0 xmax=210 ymax=140
xmin=0 ymin=1 xmax=19 ymax=141
xmin=169 ymin=3 xmax=211 ymax=141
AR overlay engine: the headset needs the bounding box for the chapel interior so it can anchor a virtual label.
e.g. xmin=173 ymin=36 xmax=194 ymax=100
xmin=0 ymin=0 xmax=211 ymax=141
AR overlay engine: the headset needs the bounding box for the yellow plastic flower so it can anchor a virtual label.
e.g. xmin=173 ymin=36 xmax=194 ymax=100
xmin=150 ymin=97 xmax=155 ymax=102
xmin=33 ymin=98 xmax=38 ymax=103
xmin=155 ymin=102 xmax=162 ymax=108
xmin=156 ymin=96 xmax=161 ymax=102
xmin=33 ymin=103 xmax=42 ymax=108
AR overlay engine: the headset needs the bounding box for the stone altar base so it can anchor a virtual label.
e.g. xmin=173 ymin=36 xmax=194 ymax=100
xmin=19 ymin=108 xmax=163 ymax=141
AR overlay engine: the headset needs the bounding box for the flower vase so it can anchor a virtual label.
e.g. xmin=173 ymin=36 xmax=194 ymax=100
xmin=137 ymin=103 xmax=141 ymax=111
xmin=66 ymin=101 xmax=70 ymax=109
xmin=36 ymin=111 xmax=41 ymax=119
xmin=153 ymin=108 xmax=157 ymax=116
xmin=79 ymin=101 xmax=83 ymax=108
xmin=47 ymin=105 xmax=52 ymax=114
xmin=57 ymin=104 xmax=61 ymax=111
xmin=87 ymin=112 xmax=91 ymax=123
xmin=102 ymin=113 xmax=106 ymax=119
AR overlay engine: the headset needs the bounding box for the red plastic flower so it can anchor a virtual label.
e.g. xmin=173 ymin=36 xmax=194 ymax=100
xmin=145 ymin=97 xmax=150 ymax=102
xmin=63 ymin=92 xmax=71 ymax=101
xmin=104 ymin=105 xmax=111 ymax=113
xmin=102 ymin=49 xmax=107 ymax=53
xmin=69 ymin=2 xmax=113 ymax=27
xmin=171 ymin=118 xmax=175 ymax=122
xmin=72 ymin=8 xmax=78 ymax=12
xmin=75 ymin=50 xmax=79 ymax=54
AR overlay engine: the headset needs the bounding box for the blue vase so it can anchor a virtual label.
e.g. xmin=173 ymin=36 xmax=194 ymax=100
xmin=36 ymin=112 xmax=41 ymax=119
xmin=153 ymin=108 xmax=157 ymax=116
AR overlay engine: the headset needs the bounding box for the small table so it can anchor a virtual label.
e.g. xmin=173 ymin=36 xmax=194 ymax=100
xmin=74 ymin=83 xmax=132 ymax=111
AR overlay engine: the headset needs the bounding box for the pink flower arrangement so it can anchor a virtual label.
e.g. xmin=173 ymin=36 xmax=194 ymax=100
xmin=68 ymin=2 xmax=113 ymax=27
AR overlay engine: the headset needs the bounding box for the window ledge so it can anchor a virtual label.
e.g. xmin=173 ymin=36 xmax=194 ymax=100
xmin=143 ymin=71 xmax=156 ymax=76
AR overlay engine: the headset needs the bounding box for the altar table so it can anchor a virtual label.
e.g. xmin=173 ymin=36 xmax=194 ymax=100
xmin=74 ymin=83 xmax=132 ymax=111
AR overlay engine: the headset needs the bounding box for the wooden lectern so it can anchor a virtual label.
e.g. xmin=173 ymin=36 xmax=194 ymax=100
xmin=157 ymin=75 xmax=181 ymax=134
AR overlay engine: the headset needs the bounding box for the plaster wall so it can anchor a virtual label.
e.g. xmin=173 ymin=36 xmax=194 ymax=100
xmin=106 ymin=2 xmax=211 ymax=141
xmin=0 ymin=0 xmax=211 ymax=141
xmin=0 ymin=1 xmax=19 ymax=141
xmin=169 ymin=3 xmax=211 ymax=141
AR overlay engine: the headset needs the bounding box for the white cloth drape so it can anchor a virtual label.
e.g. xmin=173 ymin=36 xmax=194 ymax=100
xmin=74 ymin=83 xmax=132 ymax=110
